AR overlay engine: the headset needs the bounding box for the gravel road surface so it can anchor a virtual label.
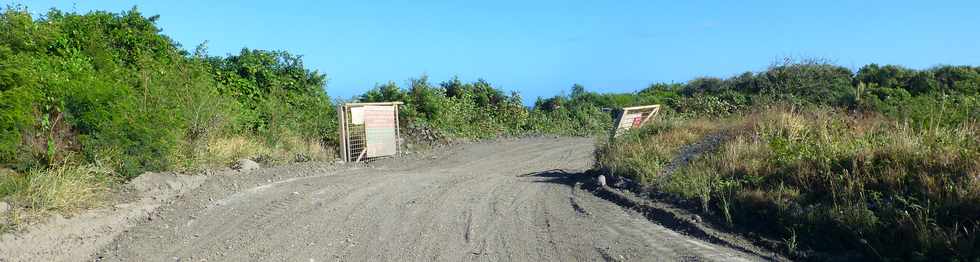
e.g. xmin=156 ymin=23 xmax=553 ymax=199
xmin=95 ymin=137 xmax=762 ymax=261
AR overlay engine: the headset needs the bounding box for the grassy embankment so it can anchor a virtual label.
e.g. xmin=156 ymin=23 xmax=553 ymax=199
xmin=596 ymin=106 xmax=980 ymax=260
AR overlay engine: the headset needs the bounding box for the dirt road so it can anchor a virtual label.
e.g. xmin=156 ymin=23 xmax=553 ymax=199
xmin=94 ymin=137 xmax=762 ymax=261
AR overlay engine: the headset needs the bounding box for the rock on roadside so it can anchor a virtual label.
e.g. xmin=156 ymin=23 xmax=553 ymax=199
xmin=232 ymin=159 xmax=260 ymax=171
xmin=0 ymin=201 xmax=10 ymax=214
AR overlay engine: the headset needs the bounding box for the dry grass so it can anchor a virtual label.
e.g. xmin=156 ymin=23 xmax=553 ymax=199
xmin=203 ymin=136 xmax=274 ymax=166
xmin=0 ymin=162 xmax=114 ymax=231
xmin=0 ymin=164 xmax=112 ymax=212
xmin=595 ymin=116 xmax=729 ymax=184
xmin=182 ymin=135 xmax=337 ymax=170
xmin=598 ymin=106 xmax=980 ymax=259
xmin=1 ymin=133 xmax=340 ymax=232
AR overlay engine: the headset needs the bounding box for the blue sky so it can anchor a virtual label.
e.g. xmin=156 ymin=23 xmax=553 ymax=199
xmin=8 ymin=0 xmax=980 ymax=103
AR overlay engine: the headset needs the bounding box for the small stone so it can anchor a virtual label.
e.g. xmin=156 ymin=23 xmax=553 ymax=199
xmin=691 ymin=215 xmax=703 ymax=223
xmin=0 ymin=201 xmax=10 ymax=214
xmin=597 ymin=175 xmax=607 ymax=187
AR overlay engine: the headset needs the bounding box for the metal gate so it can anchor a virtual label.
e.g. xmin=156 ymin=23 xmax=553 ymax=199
xmin=338 ymin=102 xmax=403 ymax=162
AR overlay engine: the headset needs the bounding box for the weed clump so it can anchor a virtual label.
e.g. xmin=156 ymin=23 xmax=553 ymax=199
xmin=0 ymin=161 xmax=114 ymax=231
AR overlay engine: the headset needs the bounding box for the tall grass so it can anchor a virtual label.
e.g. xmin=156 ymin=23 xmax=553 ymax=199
xmin=174 ymin=134 xmax=337 ymax=171
xmin=597 ymin=106 xmax=980 ymax=260
xmin=0 ymin=131 xmax=335 ymax=231
xmin=0 ymin=161 xmax=115 ymax=231
xmin=594 ymin=115 xmax=732 ymax=184
xmin=0 ymin=164 xmax=112 ymax=213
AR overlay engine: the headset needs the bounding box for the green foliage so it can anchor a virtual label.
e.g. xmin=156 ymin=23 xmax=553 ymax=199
xmin=654 ymin=59 xmax=980 ymax=127
xmin=360 ymin=78 xmax=635 ymax=140
xmin=207 ymin=48 xmax=336 ymax=146
xmin=0 ymin=7 xmax=195 ymax=175
xmin=360 ymin=58 xmax=980 ymax=144
xmin=0 ymin=7 xmax=334 ymax=177
xmin=854 ymin=65 xmax=980 ymax=128
xmin=673 ymin=91 xmax=749 ymax=117
xmin=757 ymin=59 xmax=855 ymax=106
xmin=360 ymin=77 xmax=528 ymax=139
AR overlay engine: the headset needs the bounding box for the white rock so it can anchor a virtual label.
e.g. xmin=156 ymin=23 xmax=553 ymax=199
xmin=233 ymin=159 xmax=260 ymax=171
xmin=597 ymin=175 xmax=607 ymax=187
xmin=0 ymin=201 xmax=10 ymax=213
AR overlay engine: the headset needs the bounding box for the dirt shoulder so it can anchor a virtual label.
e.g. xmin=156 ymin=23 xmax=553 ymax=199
xmin=0 ymin=171 xmax=207 ymax=262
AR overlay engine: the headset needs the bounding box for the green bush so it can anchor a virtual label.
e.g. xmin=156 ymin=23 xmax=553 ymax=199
xmin=207 ymin=48 xmax=337 ymax=146
xmin=0 ymin=7 xmax=196 ymax=175
xmin=0 ymin=7 xmax=335 ymax=177
xmin=359 ymin=79 xmax=627 ymax=139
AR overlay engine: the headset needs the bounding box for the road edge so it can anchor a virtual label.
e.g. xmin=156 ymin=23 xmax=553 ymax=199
xmin=0 ymin=170 xmax=217 ymax=262
xmin=578 ymin=174 xmax=789 ymax=261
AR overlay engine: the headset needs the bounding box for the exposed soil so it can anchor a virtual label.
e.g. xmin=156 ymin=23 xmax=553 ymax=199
xmin=0 ymin=172 xmax=208 ymax=262
xmin=2 ymin=137 xmax=768 ymax=261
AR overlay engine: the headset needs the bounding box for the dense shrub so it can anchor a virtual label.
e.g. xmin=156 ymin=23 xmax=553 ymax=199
xmin=657 ymin=59 xmax=980 ymax=127
xmin=0 ymin=7 xmax=223 ymax=176
xmin=358 ymin=78 xmax=669 ymax=139
xmin=0 ymin=7 xmax=335 ymax=177
xmin=360 ymin=57 xmax=980 ymax=145
xmin=206 ymin=48 xmax=337 ymax=148
xmin=359 ymin=77 xmax=519 ymax=139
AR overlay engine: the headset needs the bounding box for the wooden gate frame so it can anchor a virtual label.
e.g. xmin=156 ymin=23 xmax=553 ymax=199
xmin=338 ymin=102 xmax=403 ymax=162
xmin=611 ymin=104 xmax=661 ymax=137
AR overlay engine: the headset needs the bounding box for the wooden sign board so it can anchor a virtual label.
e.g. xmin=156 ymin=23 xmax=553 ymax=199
xmin=363 ymin=106 xmax=397 ymax=157
xmin=611 ymin=105 xmax=661 ymax=137
xmin=338 ymin=102 xmax=402 ymax=162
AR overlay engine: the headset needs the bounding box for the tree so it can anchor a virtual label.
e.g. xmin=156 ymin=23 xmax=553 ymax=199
xmin=441 ymin=76 xmax=465 ymax=98
xmin=571 ymin=84 xmax=586 ymax=98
